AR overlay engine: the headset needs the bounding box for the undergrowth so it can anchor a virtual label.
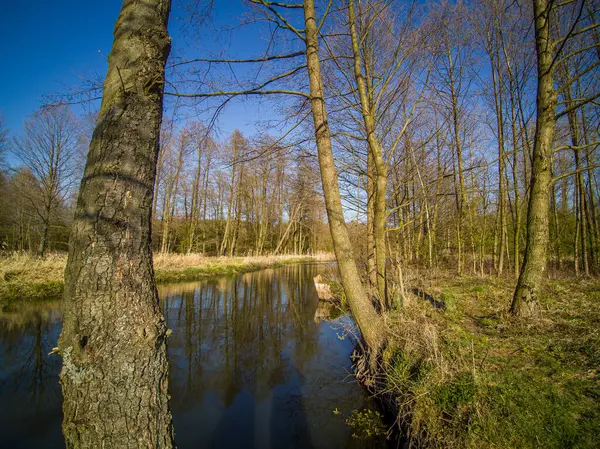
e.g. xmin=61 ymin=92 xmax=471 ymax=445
xmin=381 ymin=275 xmax=600 ymax=448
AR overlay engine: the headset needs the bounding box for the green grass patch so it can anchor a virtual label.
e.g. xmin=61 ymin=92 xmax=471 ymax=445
xmin=434 ymin=371 xmax=477 ymax=413
xmin=478 ymin=370 xmax=600 ymax=448
xmin=0 ymin=280 xmax=63 ymax=301
xmin=382 ymin=276 xmax=600 ymax=448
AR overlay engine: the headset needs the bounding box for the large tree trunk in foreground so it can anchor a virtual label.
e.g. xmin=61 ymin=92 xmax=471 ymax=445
xmin=58 ymin=1 xmax=175 ymax=447
xmin=511 ymin=0 xmax=556 ymax=317
xmin=303 ymin=0 xmax=385 ymax=355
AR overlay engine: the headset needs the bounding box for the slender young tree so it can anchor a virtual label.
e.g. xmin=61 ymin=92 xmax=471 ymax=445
xmin=303 ymin=0 xmax=385 ymax=355
xmin=0 ymin=114 xmax=8 ymax=168
xmin=57 ymin=0 xmax=175 ymax=447
xmin=347 ymin=0 xmax=388 ymax=306
xmin=512 ymin=0 xmax=600 ymax=315
xmin=511 ymin=0 xmax=557 ymax=316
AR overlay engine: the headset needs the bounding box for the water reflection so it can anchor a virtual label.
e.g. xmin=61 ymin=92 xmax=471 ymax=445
xmin=0 ymin=264 xmax=385 ymax=449
xmin=160 ymin=263 xmax=383 ymax=449
xmin=0 ymin=301 xmax=63 ymax=449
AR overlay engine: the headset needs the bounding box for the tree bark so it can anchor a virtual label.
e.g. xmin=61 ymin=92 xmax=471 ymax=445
xmin=511 ymin=0 xmax=557 ymax=317
xmin=367 ymin=152 xmax=377 ymax=288
xmin=58 ymin=1 xmax=175 ymax=448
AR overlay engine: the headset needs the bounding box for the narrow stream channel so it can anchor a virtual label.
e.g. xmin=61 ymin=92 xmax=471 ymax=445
xmin=0 ymin=263 xmax=387 ymax=448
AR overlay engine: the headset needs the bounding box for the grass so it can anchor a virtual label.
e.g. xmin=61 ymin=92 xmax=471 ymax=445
xmin=0 ymin=253 xmax=66 ymax=301
xmin=379 ymin=273 xmax=600 ymax=448
xmin=0 ymin=251 xmax=335 ymax=302
xmin=153 ymin=252 xmax=334 ymax=282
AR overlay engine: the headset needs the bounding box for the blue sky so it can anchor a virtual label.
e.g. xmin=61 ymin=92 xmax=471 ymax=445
xmin=0 ymin=1 xmax=121 ymax=132
xmin=0 ymin=1 xmax=285 ymax=143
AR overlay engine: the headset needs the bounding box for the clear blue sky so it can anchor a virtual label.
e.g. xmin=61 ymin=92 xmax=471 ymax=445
xmin=0 ymin=1 xmax=282 ymax=143
xmin=0 ymin=1 xmax=121 ymax=132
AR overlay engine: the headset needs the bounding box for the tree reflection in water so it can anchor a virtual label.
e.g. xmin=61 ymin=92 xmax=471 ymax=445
xmin=0 ymin=301 xmax=63 ymax=449
xmin=0 ymin=264 xmax=386 ymax=449
xmin=160 ymin=263 xmax=385 ymax=449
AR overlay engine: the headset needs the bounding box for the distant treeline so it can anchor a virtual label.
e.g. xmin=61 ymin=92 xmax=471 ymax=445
xmin=0 ymin=111 xmax=331 ymax=256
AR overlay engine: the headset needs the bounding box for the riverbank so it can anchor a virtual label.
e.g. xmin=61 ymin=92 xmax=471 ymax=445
xmin=0 ymin=252 xmax=335 ymax=302
xmin=358 ymin=273 xmax=600 ymax=448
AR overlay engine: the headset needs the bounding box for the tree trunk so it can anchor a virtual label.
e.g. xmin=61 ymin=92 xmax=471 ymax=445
xmin=303 ymin=0 xmax=385 ymax=355
xmin=38 ymin=209 xmax=50 ymax=258
xmin=187 ymin=141 xmax=203 ymax=254
xmin=511 ymin=0 xmax=557 ymax=317
xmin=58 ymin=1 xmax=175 ymax=448
xmin=446 ymin=45 xmax=467 ymax=275
xmin=161 ymin=135 xmax=185 ymax=254
xmin=551 ymin=179 xmax=561 ymax=270
xmin=348 ymin=0 xmax=387 ymax=307
xmin=367 ymin=152 xmax=377 ymax=288
xmin=220 ymin=138 xmax=239 ymax=255
xmin=510 ymin=89 xmax=522 ymax=278
xmin=558 ymin=59 xmax=591 ymax=276
xmin=491 ymin=46 xmax=507 ymax=276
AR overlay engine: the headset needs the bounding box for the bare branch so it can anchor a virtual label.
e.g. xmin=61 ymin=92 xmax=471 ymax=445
xmin=168 ymin=51 xmax=305 ymax=68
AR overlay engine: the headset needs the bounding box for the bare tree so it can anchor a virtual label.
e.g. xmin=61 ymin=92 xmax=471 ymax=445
xmin=13 ymin=106 xmax=81 ymax=257
xmin=303 ymin=0 xmax=385 ymax=356
xmin=0 ymin=114 xmax=8 ymax=169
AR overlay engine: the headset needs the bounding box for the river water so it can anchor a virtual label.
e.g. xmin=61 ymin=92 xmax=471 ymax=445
xmin=0 ymin=263 xmax=387 ymax=448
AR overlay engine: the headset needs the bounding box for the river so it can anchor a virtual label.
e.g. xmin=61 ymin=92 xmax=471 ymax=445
xmin=0 ymin=263 xmax=387 ymax=448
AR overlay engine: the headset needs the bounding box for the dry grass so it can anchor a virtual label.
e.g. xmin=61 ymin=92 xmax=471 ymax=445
xmin=0 ymin=252 xmax=67 ymax=301
xmin=153 ymin=252 xmax=334 ymax=272
xmin=0 ymin=252 xmax=67 ymax=285
xmin=0 ymin=251 xmax=335 ymax=301
xmin=152 ymin=252 xmax=335 ymax=283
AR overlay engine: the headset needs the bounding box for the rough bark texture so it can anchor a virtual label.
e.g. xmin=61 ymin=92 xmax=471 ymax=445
xmin=511 ymin=0 xmax=556 ymax=317
xmin=58 ymin=1 xmax=175 ymax=448
xmin=303 ymin=0 xmax=385 ymax=355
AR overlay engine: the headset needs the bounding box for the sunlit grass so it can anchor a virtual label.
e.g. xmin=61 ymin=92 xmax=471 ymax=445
xmin=379 ymin=274 xmax=600 ymax=448
xmin=153 ymin=252 xmax=335 ymax=283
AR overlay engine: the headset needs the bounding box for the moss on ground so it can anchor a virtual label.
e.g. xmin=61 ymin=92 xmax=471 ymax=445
xmin=382 ymin=275 xmax=600 ymax=448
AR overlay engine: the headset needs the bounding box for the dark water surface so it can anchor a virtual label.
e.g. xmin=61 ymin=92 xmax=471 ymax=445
xmin=0 ymin=263 xmax=386 ymax=448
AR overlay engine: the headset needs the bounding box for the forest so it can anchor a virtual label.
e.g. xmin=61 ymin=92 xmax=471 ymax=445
xmin=2 ymin=0 xmax=599 ymax=278
xmin=0 ymin=0 xmax=599 ymax=448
